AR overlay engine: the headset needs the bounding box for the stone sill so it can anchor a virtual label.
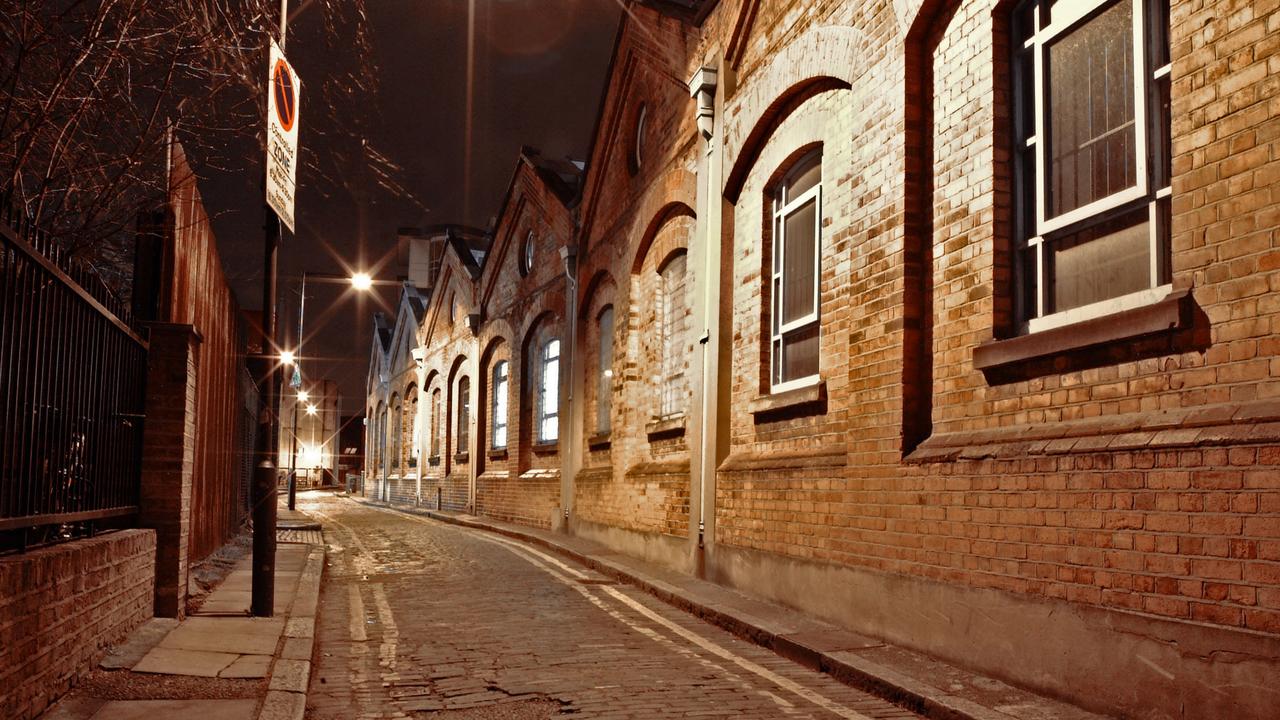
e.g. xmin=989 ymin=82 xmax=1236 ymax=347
xmin=646 ymin=415 xmax=686 ymax=440
xmin=487 ymin=448 xmax=508 ymax=461
xmin=749 ymin=380 xmax=826 ymax=420
xmin=532 ymin=441 xmax=559 ymax=455
xmin=453 ymin=452 xmax=469 ymax=465
xmin=906 ymin=398 xmax=1280 ymax=464
xmin=588 ymin=432 xmax=612 ymax=450
xmin=973 ymin=289 xmax=1193 ymax=373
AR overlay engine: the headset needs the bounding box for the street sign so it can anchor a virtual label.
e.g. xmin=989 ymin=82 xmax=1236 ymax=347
xmin=290 ymin=366 xmax=302 ymax=389
xmin=266 ymin=39 xmax=300 ymax=233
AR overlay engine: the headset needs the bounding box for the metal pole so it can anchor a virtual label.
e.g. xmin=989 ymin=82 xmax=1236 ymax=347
xmin=288 ymin=272 xmax=306 ymax=510
xmin=251 ymin=0 xmax=287 ymax=618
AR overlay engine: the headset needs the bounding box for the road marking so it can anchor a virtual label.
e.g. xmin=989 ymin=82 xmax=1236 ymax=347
xmin=374 ymin=504 xmax=875 ymax=720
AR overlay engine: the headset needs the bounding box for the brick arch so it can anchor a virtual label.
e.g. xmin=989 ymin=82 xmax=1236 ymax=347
xmin=630 ymin=202 xmax=696 ymax=276
xmin=722 ymin=25 xmax=869 ymax=203
xmin=579 ymin=269 xmax=618 ymax=321
xmin=515 ymin=295 xmax=563 ymax=348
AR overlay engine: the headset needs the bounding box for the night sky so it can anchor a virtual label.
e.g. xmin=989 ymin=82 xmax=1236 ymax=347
xmin=202 ymin=0 xmax=622 ymax=414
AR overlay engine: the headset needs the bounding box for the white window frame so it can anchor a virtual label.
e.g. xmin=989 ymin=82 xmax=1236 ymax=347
xmin=1017 ymin=0 xmax=1172 ymax=333
xmin=596 ymin=307 xmax=614 ymax=434
xmin=492 ymin=360 xmax=508 ymax=449
xmin=658 ymin=255 xmax=689 ymax=418
xmin=456 ymin=376 xmax=470 ymax=456
xmin=430 ymin=389 xmax=440 ymax=457
xmin=537 ymin=339 xmax=560 ymax=443
xmin=769 ymin=157 xmax=822 ymax=394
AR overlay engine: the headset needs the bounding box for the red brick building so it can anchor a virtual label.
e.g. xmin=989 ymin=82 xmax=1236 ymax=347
xmin=369 ymin=1 xmax=1280 ymax=717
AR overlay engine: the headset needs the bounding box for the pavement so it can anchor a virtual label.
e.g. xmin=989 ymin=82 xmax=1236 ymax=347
xmin=42 ymin=503 xmax=325 ymax=720
xmin=340 ymin=493 xmax=1111 ymax=720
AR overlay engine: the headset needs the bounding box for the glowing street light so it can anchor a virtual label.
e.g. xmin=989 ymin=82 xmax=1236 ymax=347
xmin=280 ymin=350 xmax=296 ymax=365
xmin=351 ymin=272 xmax=373 ymax=291
xmin=297 ymin=389 xmax=309 ymax=402
xmin=305 ymin=403 xmax=318 ymax=416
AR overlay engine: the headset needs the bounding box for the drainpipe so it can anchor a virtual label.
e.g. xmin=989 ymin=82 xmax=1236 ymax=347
xmin=689 ymin=64 xmax=720 ymax=576
xmin=559 ymin=244 xmax=578 ymax=533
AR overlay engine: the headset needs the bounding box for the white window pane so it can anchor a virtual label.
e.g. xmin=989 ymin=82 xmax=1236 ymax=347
xmin=597 ymin=308 xmax=613 ymax=434
xmin=1049 ymin=208 xmax=1149 ymax=312
xmin=1046 ymin=0 xmax=1136 ymax=218
xmin=782 ymin=199 xmax=817 ymax=324
xmin=781 ymin=323 xmax=819 ymax=383
xmin=543 ymin=356 xmax=559 ymax=415
xmin=786 ymin=156 xmax=821 ymax=200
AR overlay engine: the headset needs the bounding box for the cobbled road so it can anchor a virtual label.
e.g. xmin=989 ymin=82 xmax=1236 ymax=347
xmin=302 ymin=493 xmax=922 ymax=720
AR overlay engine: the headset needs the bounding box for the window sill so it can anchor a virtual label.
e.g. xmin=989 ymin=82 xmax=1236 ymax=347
xmin=487 ymin=448 xmax=508 ymax=461
xmin=427 ymin=455 xmax=441 ymax=467
xmin=749 ymin=379 xmax=826 ymax=420
xmin=588 ymin=432 xmax=612 ymax=450
xmin=453 ymin=452 xmax=469 ymax=465
xmin=973 ymin=288 xmax=1193 ymax=373
xmin=646 ymin=415 xmax=686 ymax=440
xmin=532 ymin=441 xmax=559 ymax=455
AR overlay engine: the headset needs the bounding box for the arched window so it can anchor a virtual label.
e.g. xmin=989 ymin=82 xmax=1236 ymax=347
xmin=430 ymin=388 xmax=441 ymax=458
xmin=658 ymin=254 xmax=689 ymax=417
xmin=390 ymin=395 xmax=402 ymax=474
xmin=537 ymin=339 xmax=560 ymax=442
xmin=596 ymin=306 xmax=614 ymax=434
xmin=456 ymin=376 xmax=470 ymax=457
xmin=492 ymin=360 xmax=509 ymax=448
xmin=770 ymin=150 xmax=821 ymax=391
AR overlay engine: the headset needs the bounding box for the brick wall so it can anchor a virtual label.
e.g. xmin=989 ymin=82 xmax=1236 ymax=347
xmin=0 ymin=529 xmax=155 ymax=720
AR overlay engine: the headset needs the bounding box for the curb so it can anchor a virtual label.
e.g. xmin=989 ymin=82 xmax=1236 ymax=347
xmin=352 ymin=496 xmax=1006 ymax=720
xmin=257 ymin=542 xmax=325 ymax=720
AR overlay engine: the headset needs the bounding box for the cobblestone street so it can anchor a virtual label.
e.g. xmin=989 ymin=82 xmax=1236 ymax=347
xmin=302 ymin=494 xmax=921 ymax=719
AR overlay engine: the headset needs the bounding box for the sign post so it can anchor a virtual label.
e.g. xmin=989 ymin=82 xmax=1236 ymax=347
xmin=266 ymin=39 xmax=301 ymax=233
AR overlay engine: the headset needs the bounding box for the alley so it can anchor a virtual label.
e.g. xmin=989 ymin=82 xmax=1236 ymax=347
xmin=302 ymin=493 xmax=921 ymax=720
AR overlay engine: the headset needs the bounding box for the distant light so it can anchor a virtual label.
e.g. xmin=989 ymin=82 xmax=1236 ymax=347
xmin=297 ymin=390 xmax=310 ymax=402
xmin=281 ymin=350 xmax=296 ymax=365
xmin=603 ymin=369 xmax=613 ymax=378
xmin=351 ymin=272 xmax=373 ymax=291
xmin=306 ymin=404 xmax=318 ymax=416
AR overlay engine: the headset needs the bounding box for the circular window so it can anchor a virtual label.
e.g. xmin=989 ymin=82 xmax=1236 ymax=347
xmin=522 ymin=230 xmax=536 ymax=275
xmin=631 ymin=104 xmax=647 ymax=174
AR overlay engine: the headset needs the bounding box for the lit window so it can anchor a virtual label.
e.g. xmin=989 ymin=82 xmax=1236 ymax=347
xmin=1012 ymin=0 xmax=1171 ymax=331
xmin=770 ymin=151 xmax=821 ymax=391
xmin=597 ymin=307 xmax=614 ymax=434
xmin=391 ymin=397 xmax=402 ymax=472
xmin=537 ymin=339 xmax=560 ymax=443
xmin=456 ymin=377 xmax=470 ymax=456
xmin=430 ymin=388 xmax=441 ymax=457
xmin=522 ymin=230 xmax=536 ymax=275
xmin=658 ymin=255 xmax=689 ymax=417
xmin=492 ymin=361 xmax=509 ymax=448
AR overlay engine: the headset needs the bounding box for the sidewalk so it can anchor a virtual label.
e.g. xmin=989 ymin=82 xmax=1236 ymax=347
xmin=43 ymin=505 xmax=324 ymax=720
xmin=352 ymin=495 xmax=1110 ymax=720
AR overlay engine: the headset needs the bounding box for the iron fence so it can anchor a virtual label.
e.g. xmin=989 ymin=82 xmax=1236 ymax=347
xmin=0 ymin=201 xmax=148 ymax=550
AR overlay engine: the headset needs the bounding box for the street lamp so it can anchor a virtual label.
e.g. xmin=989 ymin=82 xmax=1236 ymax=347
xmin=285 ymin=269 xmax=377 ymax=510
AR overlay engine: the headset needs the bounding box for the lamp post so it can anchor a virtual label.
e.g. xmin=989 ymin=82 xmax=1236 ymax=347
xmin=285 ymin=270 xmax=378 ymax=509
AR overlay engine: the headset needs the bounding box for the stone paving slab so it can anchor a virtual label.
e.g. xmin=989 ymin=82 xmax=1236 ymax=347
xmin=219 ymin=653 xmax=273 ymax=679
xmin=89 ymin=699 xmax=257 ymax=720
xmin=157 ymin=616 xmax=284 ymax=656
xmin=99 ymin=618 xmax=178 ymax=670
xmin=131 ymin=647 xmax=239 ymax=677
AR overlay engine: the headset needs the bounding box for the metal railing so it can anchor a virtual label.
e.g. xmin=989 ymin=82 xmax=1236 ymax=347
xmin=0 ymin=200 xmax=148 ymax=550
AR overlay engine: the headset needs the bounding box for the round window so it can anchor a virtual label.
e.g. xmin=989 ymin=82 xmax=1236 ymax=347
xmin=522 ymin=230 xmax=536 ymax=275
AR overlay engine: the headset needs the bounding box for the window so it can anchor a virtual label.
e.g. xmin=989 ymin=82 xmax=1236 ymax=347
xmin=456 ymin=377 xmax=470 ymax=456
xmin=658 ymin=255 xmax=689 ymax=416
xmin=632 ymin=104 xmax=647 ymax=173
xmin=430 ymin=388 xmax=441 ymax=457
xmin=1012 ymin=0 xmax=1171 ymax=332
xmin=596 ymin=307 xmax=614 ymax=434
xmin=537 ymin=339 xmax=560 ymax=443
xmin=391 ymin=397 xmax=402 ymax=472
xmin=492 ymin=360 xmax=509 ymax=448
xmin=448 ymin=292 xmax=456 ymax=323
xmin=522 ymin=230 xmax=536 ymax=275
xmin=770 ymin=151 xmax=822 ymax=391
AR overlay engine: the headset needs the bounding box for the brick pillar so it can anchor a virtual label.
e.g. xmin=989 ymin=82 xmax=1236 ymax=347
xmin=138 ymin=322 xmax=202 ymax=618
